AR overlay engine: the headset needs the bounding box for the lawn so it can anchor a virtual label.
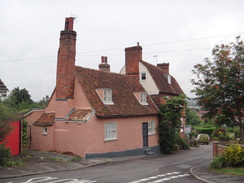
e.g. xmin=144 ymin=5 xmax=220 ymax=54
xmin=213 ymin=167 xmax=244 ymax=176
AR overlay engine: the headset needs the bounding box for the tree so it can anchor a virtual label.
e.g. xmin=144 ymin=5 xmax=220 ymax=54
xmin=4 ymin=87 xmax=33 ymax=109
xmin=0 ymin=103 xmax=13 ymax=142
xmin=191 ymin=37 xmax=244 ymax=144
xmin=159 ymin=95 xmax=188 ymax=153
xmin=185 ymin=107 xmax=202 ymax=126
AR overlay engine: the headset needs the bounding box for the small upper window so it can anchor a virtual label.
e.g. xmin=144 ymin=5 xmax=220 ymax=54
xmin=140 ymin=72 xmax=147 ymax=81
xmin=103 ymin=89 xmax=113 ymax=104
xmin=140 ymin=92 xmax=148 ymax=105
xmin=167 ymin=75 xmax=171 ymax=84
xmin=42 ymin=127 xmax=47 ymax=135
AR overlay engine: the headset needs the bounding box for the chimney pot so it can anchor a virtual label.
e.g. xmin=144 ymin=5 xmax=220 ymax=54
xmin=99 ymin=56 xmax=110 ymax=72
xmin=65 ymin=17 xmax=74 ymax=30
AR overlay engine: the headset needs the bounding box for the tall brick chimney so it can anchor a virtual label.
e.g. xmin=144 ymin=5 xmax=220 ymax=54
xmin=99 ymin=56 xmax=110 ymax=72
xmin=125 ymin=43 xmax=142 ymax=79
xmin=157 ymin=63 xmax=169 ymax=74
xmin=56 ymin=17 xmax=76 ymax=100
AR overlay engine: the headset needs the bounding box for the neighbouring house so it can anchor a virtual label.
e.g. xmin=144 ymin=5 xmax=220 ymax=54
xmin=25 ymin=18 xmax=160 ymax=158
xmin=120 ymin=45 xmax=186 ymax=127
xmin=0 ymin=79 xmax=8 ymax=97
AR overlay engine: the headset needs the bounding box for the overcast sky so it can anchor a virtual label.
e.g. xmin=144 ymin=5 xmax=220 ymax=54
xmin=1 ymin=0 xmax=244 ymax=101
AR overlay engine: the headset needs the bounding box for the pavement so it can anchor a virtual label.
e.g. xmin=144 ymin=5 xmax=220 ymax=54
xmin=0 ymin=151 xmax=244 ymax=183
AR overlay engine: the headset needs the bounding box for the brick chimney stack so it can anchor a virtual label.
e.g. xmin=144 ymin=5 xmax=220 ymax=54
xmin=56 ymin=17 xmax=76 ymax=100
xmin=125 ymin=43 xmax=142 ymax=79
xmin=157 ymin=63 xmax=169 ymax=74
xmin=99 ymin=56 xmax=110 ymax=72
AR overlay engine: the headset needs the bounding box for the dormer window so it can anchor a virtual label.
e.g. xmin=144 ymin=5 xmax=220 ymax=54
xmin=140 ymin=92 xmax=147 ymax=104
xmin=103 ymin=89 xmax=113 ymax=104
xmin=167 ymin=75 xmax=171 ymax=84
xmin=133 ymin=92 xmax=148 ymax=105
xmin=96 ymin=88 xmax=114 ymax=105
xmin=140 ymin=72 xmax=147 ymax=81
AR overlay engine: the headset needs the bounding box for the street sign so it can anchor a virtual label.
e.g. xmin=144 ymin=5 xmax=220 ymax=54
xmin=184 ymin=126 xmax=191 ymax=134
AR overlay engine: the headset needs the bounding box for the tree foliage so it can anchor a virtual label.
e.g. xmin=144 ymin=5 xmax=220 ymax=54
xmin=159 ymin=95 xmax=188 ymax=153
xmin=0 ymin=103 xmax=14 ymax=142
xmin=4 ymin=87 xmax=33 ymax=109
xmin=191 ymin=37 xmax=244 ymax=143
xmin=185 ymin=108 xmax=202 ymax=126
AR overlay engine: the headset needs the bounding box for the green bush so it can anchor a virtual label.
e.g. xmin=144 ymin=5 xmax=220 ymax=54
xmin=209 ymin=156 xmax=226 ymax=169
xmin=0 ymin=143 xmax=11 ymax=166
xmin=224 ymin=144 xmax=244 ymax=167
xmin=0 ymin=144 xmax=23 ymax=167
xmin=219 ymin=134 xmax=231 ymax=142
xmin=175 ymin=134 xmax=190 ymax=150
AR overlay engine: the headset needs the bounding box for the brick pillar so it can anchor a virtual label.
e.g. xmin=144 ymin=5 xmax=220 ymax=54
xmin=56 ymin=17 xmax=76 ymax=99
xmin=125 ymin=43 xmax=142 ymax=79
xmin=212 ymin=141 xmax=219 ymax=158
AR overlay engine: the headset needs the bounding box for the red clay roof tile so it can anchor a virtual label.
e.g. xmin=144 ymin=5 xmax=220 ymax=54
xmin=75 ymin=66 xmax=158 ymax=118
xmin=33 ymin=112 xmax=55 ymax=126
xmin=140 ymin=61 xmax=184 ymax=95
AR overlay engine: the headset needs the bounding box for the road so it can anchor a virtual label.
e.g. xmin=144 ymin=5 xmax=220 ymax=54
xmin=2 ymin=145 xmax=212 ymax=183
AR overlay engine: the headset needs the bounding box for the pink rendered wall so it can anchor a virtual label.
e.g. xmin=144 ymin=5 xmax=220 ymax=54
xmin=53 ymin=115 xmax=159 ymax=157
xmin=46 ymin=78 xmax=92 ymax=117
xmin=31 ymin=126 xmax=54 ymax=151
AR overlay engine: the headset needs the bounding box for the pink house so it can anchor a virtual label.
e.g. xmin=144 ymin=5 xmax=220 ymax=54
xmin=25 ymin=18 xmax=160 ymax=158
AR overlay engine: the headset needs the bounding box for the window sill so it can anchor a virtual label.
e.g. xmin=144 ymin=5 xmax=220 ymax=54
xmin=104 ymin=138 xmax=118 ymax=142
xmin=140 ymin=102 xmax=149 ymax=105
xmin=103 ymin=102 xmax=114 ymax=105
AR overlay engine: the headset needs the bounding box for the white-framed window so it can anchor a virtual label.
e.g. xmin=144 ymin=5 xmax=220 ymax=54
xmin=167 ymin=75 xmax=172 ymax=84
xmin=140 ymin=92 xmax=148 ymax=105
xmin=140 ymin=72 xmax=147 ymax=81
xmin=148 ymin=121 xmax=156 ymax=135
xmin=105 ymin=122 xmax=117 ymax=141
xmin=42 ymin=127 xmax=48 ymax=135
xmin=103 ymin=89 xmax=113 ymax=104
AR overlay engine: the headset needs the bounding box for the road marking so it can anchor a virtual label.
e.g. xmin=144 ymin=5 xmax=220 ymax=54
xmin=148 ymin=174 xmax=190 ymax=183
xmin=14 ymin=176 xmax=97 ymax=183
xmin=129 ymin=172 xmax=190 ymax=183
xmin=128 ymin=172 xmax=180 ymax=183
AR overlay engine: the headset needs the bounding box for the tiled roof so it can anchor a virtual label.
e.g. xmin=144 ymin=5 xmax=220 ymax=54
xmin=140 ymin=61 xmax=184 ymax=95
xmin=33 ymin=112 xmax=55 ymax=126
xmin=75 ymin=66 xmax=159 ymax=118
xmin=65 ymin=108 xmax=94 ymax=122
xmin=0 ymin=79 xmax=8 ymax=93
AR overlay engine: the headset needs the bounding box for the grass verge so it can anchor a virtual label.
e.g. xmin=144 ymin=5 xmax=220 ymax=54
xmin=212 ymin=167 xmax=244 ymax=176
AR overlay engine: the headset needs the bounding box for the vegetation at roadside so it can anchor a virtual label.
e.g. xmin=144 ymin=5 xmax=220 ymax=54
xmin=212 ymin=167 xmax=244 ymax=176
xmin=210 ymin=144 xmax=244 ymax=170
xmin=191 ymin=37 xmax=244 ymax=144
xmin=159 ymin=94 xmax=189 ymax=153
xmin=0 ymin=87 xmax=49 ymax=167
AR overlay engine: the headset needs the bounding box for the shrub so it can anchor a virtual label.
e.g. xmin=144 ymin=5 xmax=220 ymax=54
xmin=223 ymin=144 xmax=244 ymax=167
xmin=0 ymin=144 xmax=23 ymax=167
xmin=209 ymin=156 xmax=226 ymax=169
xmin=219 ymin=134 xmax=231 ymax=142
xmin=175 ymin=134 xmax=190 ymax=150
xmin=0 ymin=143 xmax=11 ymax=166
